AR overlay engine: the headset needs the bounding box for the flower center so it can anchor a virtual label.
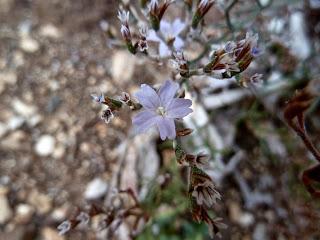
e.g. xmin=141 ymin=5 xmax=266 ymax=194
xmin=157 ymin=106 xmax=166 ymax=116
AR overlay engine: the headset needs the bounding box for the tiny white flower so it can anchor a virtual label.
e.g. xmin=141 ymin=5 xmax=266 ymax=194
xmin=57 ymin=220 xmax=71 ymax=235
xmin=117 ymin=10 xmax=130 ymax=24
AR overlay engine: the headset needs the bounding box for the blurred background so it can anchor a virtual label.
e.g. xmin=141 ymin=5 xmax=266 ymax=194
xmin=0 ymin=0 xmax=320 ymax=239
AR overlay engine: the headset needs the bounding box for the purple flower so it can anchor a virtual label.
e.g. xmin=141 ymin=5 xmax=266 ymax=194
xmin=147 ymin=19 xmax=186 ymax=57
xmin=132 ymin=80 xmax=192 ymax=140
xmin=91 ymin=93 xmax=105 ymax=104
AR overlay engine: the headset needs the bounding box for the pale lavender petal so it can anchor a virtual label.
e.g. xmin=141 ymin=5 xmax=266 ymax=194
xmin=159 ymin=80 xmax=179 ymax=108
xmin=147 ymin=29 xmax=161 ymax=42
xmin=134 ymin=84 xmax=160 ymax=109
xmin=156 ymin=117 xmax=176 ymax=140
xmin=173 ymin=37 xmax=184 ymax=50
xmin=159 ymin=41 xmax=170 ymax=57
xmin=251 ymin=46 xmax=261 ymax=57
xmin=160 ymin=20 xmax=172 ymax=36
xmin=132 ymin=110 xmax=160 ymax=133
xmin=172 ymin=19 xmax=186 ymax=35
xmin=167 ymin=98 xmax=193 ymax=118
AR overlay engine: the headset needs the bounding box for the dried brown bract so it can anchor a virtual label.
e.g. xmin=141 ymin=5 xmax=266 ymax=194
xmin=284 ymin=79 xmax=320 ymax=198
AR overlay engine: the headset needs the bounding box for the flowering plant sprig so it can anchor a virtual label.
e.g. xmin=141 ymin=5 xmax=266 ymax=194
xmin=58 ymin=189 xmax=148 ymax=237
xmin=70 ymin=0 xmax=265 ymax=238
xmin=89 ymin=1 xmax=263 ymax=237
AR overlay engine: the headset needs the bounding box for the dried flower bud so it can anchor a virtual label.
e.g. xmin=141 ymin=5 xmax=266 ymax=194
xmin=239 ymin=73 xmax=263 ymax=88
xmin=148 ymin=0 xmax=175 ymax=30
xmin=189 ymin=194 xmax=226 ymax=237
xmin=101 ymin=107 xmax=114 ymax=124
xmin=119 ymin=92 xmax=131 ymax=103
xmin=283 ymin=84 xmax=315 ymax=128
xmin=170 ymin=51 xmax=189 ymax=76
xmin=186 ymin=153 xmax=209 ymax=168
xmin=190 ymin=166 xmax=221 ymax=207
xmin=120 ymin=25 xmax=131 ymax=42
xmin=149 ymin=0 xmax=160 ymax=30
xmin=224 ymin=41 xmax=236 ymax=53
xmin=234 ymin=32 xmax=260 ymax=72
xmin=204 ymin=33 xmax=260 ymax=78
xmin=140 ymin=0 xmax=149 ymax=8
xmin=192 ymin=0 xmax=215 ymax=29
xmin=117 ymin=10 xmax=137 ymax=54
xmin=205 ymin=217 xmax=227 ymax=238
xmin=176 ymin=128 xmax=193 ymax=137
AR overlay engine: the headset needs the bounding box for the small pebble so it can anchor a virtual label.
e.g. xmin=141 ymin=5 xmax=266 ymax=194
xmin=84 ymin=178 xmax=108 ymax=200
xmin=35 ymin=135 xmax=56 ymax=157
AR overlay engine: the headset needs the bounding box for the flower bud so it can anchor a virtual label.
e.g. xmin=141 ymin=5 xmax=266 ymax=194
xmin=176 ymin=128 xmax=193 ymax=137
xmin=101 ymin=108 xmax=114 ymax=124
xmin=192 ymin=0 xmax=215 ymax=29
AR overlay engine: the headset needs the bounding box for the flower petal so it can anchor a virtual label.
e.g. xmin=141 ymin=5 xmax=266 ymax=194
xmin=156 ymin=117 xmax=176 ymax=140
xmin=147 ymin=29 xmax=161 ymax=42
xmin=173 ymin=37 xmax=184 ymax=50
xmin=159 ymin=41 xmax=170 ymax=57
xmin=132 ymin=110 xmax=160 ymax=133
xmin=166 ymin=98 xmax=193 ymax=118
xmin=160 ymin=20 xmax=172 ymax=36
xmin=159 ymin=80 xmax=179 ymax=108
xmin=134 ymin=84 xmax=160 ymax=109
xmin=172 ymin=19 xmax=186 ymax=35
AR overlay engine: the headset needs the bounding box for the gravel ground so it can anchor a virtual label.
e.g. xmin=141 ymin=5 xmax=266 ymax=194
xmin=1 ymin=1 xmax=320 ymax=240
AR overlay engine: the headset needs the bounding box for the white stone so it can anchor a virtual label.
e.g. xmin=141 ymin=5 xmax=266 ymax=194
xmin=0 ymin=71 xmax=17 ymax=94
xmin=18 ymin=20 xmax=32 ymax=36
xmin=0 ymin=71 xmax=17 ymax=84
xmin=253 ymin=223 xmax=267 ymax=240
xmin=20 ymin=36 xmax=39 ymax=53
xmin=203 ymin=89 xmax=248 ymax=109
xmin=52 ymin=144 xmax=65 ymax=159
xmin=35 ymin=135 xmax=56 ymax=156
xmin=7 ymin=116 xmax=24 ymax=130
xmin=111 ymin=51 xmax=135 ymax=83
xmin=238 ymin=212 xmax=255 ymax=227
xmin=15 ymin=204 xmax=34 ymax=224
xmin=84 ymin=178 xmax=108 ymax=200
xmin=27 ymin=190 xmax=52 ymax=215
xmin=290 ymin=12 xmax=311 ymax=59
xmin=0 ymin=122 xmax=7 ymax=138
xmin=39 ymin=24 xmax=62 ymax=39
xmin=0 ymin=0 xmax=14 ymax=13
xmin=27 ymin=114 xmax=42 ymax=127
xmin=0 ymin=187 xmax=13 ymax=224
xmin=185 ymin=101 xmax=208 ymax=127
xmin=12 ymin=98 xmax=37 ymax=117
xmin=51 ymin=206 xmax=68 ymax=221
xmin=259 ymin=0 xmax=271 ymax=6
xmin=1 ymin=131 xmax=26 ymax=150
